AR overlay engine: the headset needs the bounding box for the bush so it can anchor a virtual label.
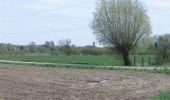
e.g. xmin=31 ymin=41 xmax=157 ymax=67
xmin=81 ymin=47 xmax=104 ymax=55
xmin=50 ymin=51 xmax=58 ymax=56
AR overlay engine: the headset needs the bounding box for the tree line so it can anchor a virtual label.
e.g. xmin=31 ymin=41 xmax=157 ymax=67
xmin=0 ymin=0 xmax=170 ymax=66
xmin=0 ymin=34 xmax=169 ymax=65
xmin=0 ymin=40 xmax=114 ymax=56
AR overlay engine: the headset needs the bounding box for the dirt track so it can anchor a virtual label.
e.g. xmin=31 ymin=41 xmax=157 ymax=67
xmin=0 ymin=64 xmax=170 ymax=100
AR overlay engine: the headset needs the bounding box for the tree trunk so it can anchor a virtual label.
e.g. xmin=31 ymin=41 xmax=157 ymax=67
xmin=123 ymin=52 xmax=131 ymax=66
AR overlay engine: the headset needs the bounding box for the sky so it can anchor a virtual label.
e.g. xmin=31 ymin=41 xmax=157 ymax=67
xmin=0 ymin=0 xmax=170 ymax=46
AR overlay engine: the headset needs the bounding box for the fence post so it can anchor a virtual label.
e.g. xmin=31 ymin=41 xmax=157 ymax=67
xmin=149 ymin=55 xmax=151 ymax=66
xmin=141 ymin=54 xmax=144 ymax=67
xmin=134 ymin=54 xmax=136 ymax=66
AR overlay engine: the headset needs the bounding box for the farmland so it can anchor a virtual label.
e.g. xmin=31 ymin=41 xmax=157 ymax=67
xmin=0 ymin=54 xmax=156 ymax=66
xmin=0 ymin=64 xmax=170 ymax=100
xmin=1 ymin=0 xmax=170 ymax=99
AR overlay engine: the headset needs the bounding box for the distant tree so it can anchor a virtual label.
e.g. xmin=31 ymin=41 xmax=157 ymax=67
xmin=49 ymin=41 xmax=55 ymax=51
xmin=44 ymin=41 xmax=50 ymax=48
xmin=20 ymin=46 xmax=24 ymax=51
xmin=93 ymin=42 xmax=96 ymax=47
xmin=0 ymin=44 xmax=8 ymax=55
xmin=58 ymin=39 xmax=72 ymax=56
xmin=81 ymin=45 xmax=104 ymax=55
xmin=137 ymin=36 xmax=153 ymax=55
xmin=19 ymin=46 xmax=25 ymax=54
xmin=36 ymin=46 xmax=46 ymax=53
xmin=44 ymin=41 xmax=55 ymax=51
xmin=70 ymin=45 xmax=81 ymax=55
xmin=29 ymin=42 xmax=37 ymax=53
xmin=158 ymin=34 xmax=170 ymax=61
xmin=92 ymin=0 xmax=151 ymax=66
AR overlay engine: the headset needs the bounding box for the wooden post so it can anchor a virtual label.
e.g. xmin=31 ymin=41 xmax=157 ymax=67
xmin=134 ymin=54 xmax=136 ymax=66
xmin=141 ymin=54 xmax=144 ymax=67
xmin=157 ymin=53 xmax=159 ymax=67
xmin=149 ymin=55 xmax=151 ymax=66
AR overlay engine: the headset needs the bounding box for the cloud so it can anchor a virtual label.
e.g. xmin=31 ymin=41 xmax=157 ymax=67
xmin=153 ymin=0 xmax=170 ymax=8
xmin=0 ymin=0 xmax=96 ymax=20
xmin=37 ymin=0 xmax=72 ymax=5
xmin=142 ymin=0 xmax=170 ymax=9
xmin=0 ymin=0 xmax=77 ymax=10
xmin=43 ymin=2 xmax=95 ymax=18
xmin=142 ymin=0 xmax=170 ymax=15
xmin=141 ymin=0 xmax=170 ymax=35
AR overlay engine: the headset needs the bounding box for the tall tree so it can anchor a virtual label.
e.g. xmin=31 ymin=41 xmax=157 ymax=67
xmin=58 ymin=39 xmax=72 ymax=56
xmin=44 ymin=41 xmax=55 ymax=51
xmin=29 ymin=41 xmax=36 ymax=53
xmin=92 ymin=0 xmax=151 ymax=66
xmin=158 ymin=34 xmax=170 ymax=61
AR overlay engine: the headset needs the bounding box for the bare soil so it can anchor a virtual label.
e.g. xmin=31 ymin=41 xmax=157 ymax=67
xmin=0 ymin=64 xmax=170 ymax=100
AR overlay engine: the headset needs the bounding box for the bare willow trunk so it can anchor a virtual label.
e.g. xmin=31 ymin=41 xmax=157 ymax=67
xmin=122 ymin=51 xmax=131 ymax=66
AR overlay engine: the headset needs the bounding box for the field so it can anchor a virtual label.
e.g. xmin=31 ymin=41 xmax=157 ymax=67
xmin=0 ymin=55 xmax=155 ymax=66
xmin=0 ymin=64 xmax=170 ymax=100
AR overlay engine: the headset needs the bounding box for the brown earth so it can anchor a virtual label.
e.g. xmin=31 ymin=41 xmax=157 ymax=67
xmin=0 ymin=64 xmax=170 ymax=100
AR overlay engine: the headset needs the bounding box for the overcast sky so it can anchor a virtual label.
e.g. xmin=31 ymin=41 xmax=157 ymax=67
xmin=0 ymin=0 xmax=170 ymax=46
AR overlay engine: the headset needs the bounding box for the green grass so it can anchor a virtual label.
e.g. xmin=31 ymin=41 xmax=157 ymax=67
xmin=0 ymin=55 xmax=122 ymax=66
xmin=130 ymin=55 xmax=155 ymax=65
xmin=150 ymin=91 xmax=170 ymax=100
xmin=0 ymin=54 xmax=169 ymax=75
xmin=0 ymin=54 xmax=156 ymax=66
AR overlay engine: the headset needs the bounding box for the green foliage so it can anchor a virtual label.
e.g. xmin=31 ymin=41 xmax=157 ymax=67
xmin=157 ymin=34 xmax=170 ymax=63
xmin=44 ymin=41 xmax=56 ymax=52
xmin=29 ymin=42 xmax=37 ymax=53
xmin=0 ymin=42 xmax=115 ymax=56
xmin=150 ymin=67 xmax=170 ymax=75
xmin=0 ymin=43 xmax=23 ymax=55
xmin=130 ymin=55 xmax=155 ymax=66
xmin=50 ymin=51 xmax=58 ymax=56
xmin=81 ymin=46 xmax=103 ymax=55
xmin=163 ymin=67 xmax=170 ymax=75
xmin=58 ymin=39 xmax=72 ymax=56
xmin=71 ymin=46 xmax=81 ymax=55
xmin=92 ymin=0 xmax=151 ymax=66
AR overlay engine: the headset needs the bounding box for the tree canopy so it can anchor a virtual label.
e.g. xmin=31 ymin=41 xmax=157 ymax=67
xmin=92 ymin=0 xmax=151 ymax=66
